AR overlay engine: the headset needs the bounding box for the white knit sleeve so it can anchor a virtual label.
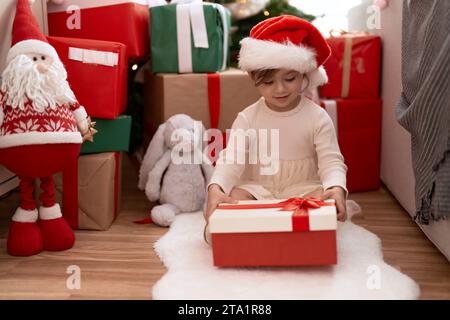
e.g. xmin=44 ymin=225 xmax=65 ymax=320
xmin=207 ymin=112 xmax=250 ymax=196
xmin=314 ymin=108 xmax=348 ymax=195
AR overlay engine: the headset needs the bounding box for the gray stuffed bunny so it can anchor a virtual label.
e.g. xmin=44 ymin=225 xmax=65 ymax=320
xmin=138 ymin=114 xmax=213 ymax=226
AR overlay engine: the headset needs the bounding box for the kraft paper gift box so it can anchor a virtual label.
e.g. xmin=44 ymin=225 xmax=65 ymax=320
xmin=209 ymin=198 xmax=338 ymax=267
xmin=150 ymin=2 xmax=230 ymax=73
xmin=143 ymin=68 xmax=261 ymax=148
xmin=320 ymin=99 xmax=382 ymax=192
xmin=80 ymin=115 xmax=132 ymax=154
xmin=319 ymin=33 xmax=381 ymax=99
xmin=47 ymin=0 xmax=150 ymax=59
xmin=48 ymin=36 xmax=128 ymax=119
xmin=54 ymin=152 xmax=122 ymax=230
xmin=0 ymin=165 xmax=18 ymax=197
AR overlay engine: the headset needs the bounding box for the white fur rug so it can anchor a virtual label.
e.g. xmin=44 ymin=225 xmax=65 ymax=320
xmin=152 ymin=200 xmax=420 ymax=300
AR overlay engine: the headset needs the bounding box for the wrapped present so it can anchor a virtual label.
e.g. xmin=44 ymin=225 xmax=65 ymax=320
xmin=319 ymin=33 xmax=381 ymax=99
xmin=56 ymin=152 xmax=122 ymax=230
xmin=143 ymin=68 xmax=260 ymax=152
xmin=0 ymin=165 xmax=18 ymax=197
xmin=150 ymin=2 xmax=230 ymax=73
xmin=48 ymin=36 xmax=128 ymax=119
xmin=80 ymin=115 xmax=132 ymax=154
xmin=210 ymin=197 xmax=338 ymax=267
xmin=47 ymin=0 xmax=150 ymax=59
xmin=321 ymin=99 xmax=382 ymax=192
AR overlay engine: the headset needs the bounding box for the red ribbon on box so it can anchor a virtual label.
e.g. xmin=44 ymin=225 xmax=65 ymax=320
xmin=218 ymin=197 xmax=334 ymax=232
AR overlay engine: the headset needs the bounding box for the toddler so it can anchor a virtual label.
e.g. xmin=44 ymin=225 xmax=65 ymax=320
xmin=205 ymin=16 xmax=348 ymax=222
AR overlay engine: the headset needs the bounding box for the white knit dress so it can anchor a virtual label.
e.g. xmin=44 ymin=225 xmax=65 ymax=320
xmin=208 ymin=96 xmax=348 ymax=200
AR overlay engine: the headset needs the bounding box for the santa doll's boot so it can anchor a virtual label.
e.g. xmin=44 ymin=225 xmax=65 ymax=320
xmin=38 ymin=176 xmax=74 ymax=251
xmin=39 ymin=203 xmax=75 ymax=251
xmin=7 ymin=207 xmax=43 ymax=256
xmin=7 ymin=177 xmax=43 ymax=256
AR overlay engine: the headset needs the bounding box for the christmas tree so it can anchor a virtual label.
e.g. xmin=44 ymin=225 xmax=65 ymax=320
xmin=212 ymin=0 xmax=317 ymax=64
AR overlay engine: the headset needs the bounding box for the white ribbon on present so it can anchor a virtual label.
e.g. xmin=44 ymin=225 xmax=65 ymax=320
xmin=175 ymin=0 xmax=229 ymax=73
xmin=176 ymin=1 xmax=208 ymax=73
xmin=68 ymin=47 xmax=119 ymax=67
xmin=322 ymin=100 xmax=339 ymax=136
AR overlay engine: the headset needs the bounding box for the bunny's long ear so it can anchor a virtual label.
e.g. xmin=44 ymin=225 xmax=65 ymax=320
xmin=138 ymin=123 xmax=167 ymax=190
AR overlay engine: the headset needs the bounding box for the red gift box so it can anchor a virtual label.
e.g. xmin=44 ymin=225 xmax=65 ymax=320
xmin=48 ymin=36 xmax=128 ymax=119
xmin=210 ymin=197 xmax=337 ymax=267
xmin=47 ymin=0 xmax=150 ymax=59
xmin=320 ymin=99 xmax=382 ymax=192
xmin=320 ymin=33 xmax=381 ymax=99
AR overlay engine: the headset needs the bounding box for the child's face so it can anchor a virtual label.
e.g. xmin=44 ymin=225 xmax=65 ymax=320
xmin=256 ymin=69 xmax=304 ymax=111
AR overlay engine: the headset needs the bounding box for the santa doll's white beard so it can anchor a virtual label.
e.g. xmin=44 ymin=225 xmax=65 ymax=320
xmin=0 ymin=54 xmax=77 ymax=113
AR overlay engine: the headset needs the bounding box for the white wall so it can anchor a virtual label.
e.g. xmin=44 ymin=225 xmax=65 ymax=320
xmin=377 ymin=0 xmax=450 ymax=261
xmin=377 ymin=0 xmax=416 ymax=216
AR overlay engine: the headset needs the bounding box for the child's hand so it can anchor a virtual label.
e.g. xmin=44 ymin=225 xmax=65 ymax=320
xmin=320 ymin=186 xmax=347 ymax=221
xmin=204 ymin=184 xmax=238 ymax=222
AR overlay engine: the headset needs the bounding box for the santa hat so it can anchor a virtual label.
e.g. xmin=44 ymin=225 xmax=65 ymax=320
xmin=238 ymin=15 xmax=331 ymax=87
xmin=6 ymin=0 xmax=59 ymax=64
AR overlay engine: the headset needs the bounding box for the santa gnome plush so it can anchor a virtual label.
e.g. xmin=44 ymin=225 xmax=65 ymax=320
xmin=0 ymin=0 xmax=96 ymax=256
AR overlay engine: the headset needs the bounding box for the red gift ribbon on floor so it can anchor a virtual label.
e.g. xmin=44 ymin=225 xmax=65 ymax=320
xmin=134 ymin=216 xmax=153 ymax=225
xmin=217 ymin=197 xmax=334 ymax=232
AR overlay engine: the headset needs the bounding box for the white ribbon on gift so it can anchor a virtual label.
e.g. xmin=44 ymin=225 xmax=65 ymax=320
xmin=175 ymin=0 xmax=229 ymax=73
xmin=68 ymin=47 xmax=119 ymax=67
xmin=176 ymin=1 xmax=208 ymax=73
xmin=322 ymin=100 xmax=339 ymax=136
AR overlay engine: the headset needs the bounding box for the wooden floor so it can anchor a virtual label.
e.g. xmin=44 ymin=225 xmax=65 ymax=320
xmin=0 ymin=154 xmax=449 ymax=299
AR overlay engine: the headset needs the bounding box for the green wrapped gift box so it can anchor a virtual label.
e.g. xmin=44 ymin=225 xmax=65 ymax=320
xmin=81 ymin=115 xmax=132 ymax=154
xmin=150 ymin=3 xmax=230 ymax=73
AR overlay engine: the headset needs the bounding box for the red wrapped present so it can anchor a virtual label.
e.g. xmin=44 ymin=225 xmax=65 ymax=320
xmin=321 ymin=99 xmax=382 ymax=192
xmin=47 ymin=0 xmax=150 ymax=59
xmin=320 ymin=33 xmax=381 ymax=99
xmin=48 ymin=36 xmax=128 ymax=119
xmin=210 ymin=197 xmax=337 ymax=267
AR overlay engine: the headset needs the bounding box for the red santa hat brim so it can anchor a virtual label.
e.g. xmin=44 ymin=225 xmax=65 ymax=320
xmin=6 ymin=39 xmax=59 ymax=64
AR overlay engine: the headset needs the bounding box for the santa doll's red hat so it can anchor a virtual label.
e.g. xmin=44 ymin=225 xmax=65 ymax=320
xmin=6 ymin=0 xmax=59 ymax=64
xmin=238 ymin=15 xmax=331 ymax=88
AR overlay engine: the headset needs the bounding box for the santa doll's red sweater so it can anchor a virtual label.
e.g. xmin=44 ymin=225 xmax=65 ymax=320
xmin=0 ymin=93 xmax=84 ymax=149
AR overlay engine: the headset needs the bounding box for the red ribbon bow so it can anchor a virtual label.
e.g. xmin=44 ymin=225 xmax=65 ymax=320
xmin=278 ymin=197 xmax=329 ymax=231
xmin=278 ymin=197 xmax=326 ymax=213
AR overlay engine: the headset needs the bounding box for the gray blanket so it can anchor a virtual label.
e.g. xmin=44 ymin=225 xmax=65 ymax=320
xmin=396 ymin=0 xmax=450 ymax=224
